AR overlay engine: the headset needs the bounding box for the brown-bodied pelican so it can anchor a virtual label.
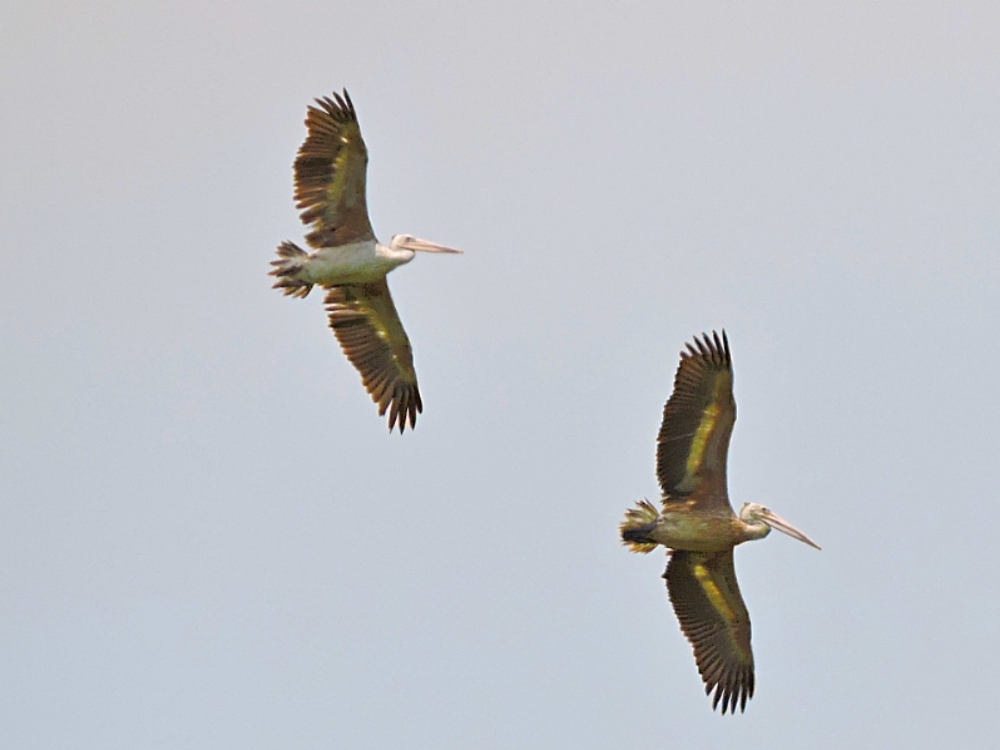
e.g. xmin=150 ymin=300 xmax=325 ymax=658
xmin=270 ymin=90 xmax=462 ymax=432
xmin=620 ymin=331 xmax=820 ymax=714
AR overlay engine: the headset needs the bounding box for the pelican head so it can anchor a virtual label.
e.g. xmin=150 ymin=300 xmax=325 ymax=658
xmin=739 ymin=503 xmax=822 ymax=549
xmin=390 ymin=234 xmax=463 ymax=254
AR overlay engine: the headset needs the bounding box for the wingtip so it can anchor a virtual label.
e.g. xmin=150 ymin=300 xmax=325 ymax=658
xmin=384 ymin=386 xmax=421 ymax=434
xmin=308 ymin=89 xmax=358 ymax=124
xmin=705 ymin=663 xmax=753 ymax=715
xmin=682 ymin=330 xmax=731 ymax=368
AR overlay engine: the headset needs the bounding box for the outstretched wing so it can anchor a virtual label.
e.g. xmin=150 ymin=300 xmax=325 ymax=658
xmin=294 ymin=90 xmax=375 ymax=248
xmin=325 ymin=279 xmax=422 ymax=433
xmin=656 ymin=331 xmax=735 ymax=507
xmin=665 ymin=550 xmax=755 ymax=714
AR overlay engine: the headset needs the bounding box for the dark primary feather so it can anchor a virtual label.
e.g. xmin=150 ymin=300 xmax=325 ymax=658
xmin=324 ymin=279 xmax=422 ymax=433
xmin=294 ymin=89 xmax=375 ymax=248
xmin=665 ymin=550 xmax=755 ymax=714
xmin=656 ymin=331 xmax=735 ymax=501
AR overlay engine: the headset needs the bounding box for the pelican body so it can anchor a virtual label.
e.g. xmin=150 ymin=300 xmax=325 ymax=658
xmin=620 ymin=332 xmax=820 ymax=714
xmin=270 ymin=90 xmax=462 ymax=432
xmin=296 ymin=239 xmax=401 ymax=286
xmin=287 ymin=235 xmax=456 ymax=288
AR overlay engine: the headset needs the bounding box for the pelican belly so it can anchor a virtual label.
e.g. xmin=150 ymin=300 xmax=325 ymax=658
xmin=655 ymin=510 xmax=742 ymax=552
xmin=305 ymin=241 xmax=400 ymax=286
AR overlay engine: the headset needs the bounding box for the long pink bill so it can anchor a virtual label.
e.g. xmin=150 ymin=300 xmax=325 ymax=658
xmin=760 ymin=508 xmax=822 ymax=550
xmin=398 ymin=237 xmax=463 ymax=254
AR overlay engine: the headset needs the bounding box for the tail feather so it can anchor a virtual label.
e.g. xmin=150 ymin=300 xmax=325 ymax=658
xmin=270 ymin=241 xmax=314 ymax=298
xmin=620 ymin=499 xmax=661 ymax=554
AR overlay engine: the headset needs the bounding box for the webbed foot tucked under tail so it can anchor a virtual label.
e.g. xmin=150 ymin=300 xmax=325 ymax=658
xmin=270 ymin=241 xmax=314 ymax=298
xmin=620 ymin=499 xmax=661 ymax=554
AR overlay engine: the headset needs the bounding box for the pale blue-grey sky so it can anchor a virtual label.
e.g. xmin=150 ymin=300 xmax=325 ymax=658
xmin=3 ymin=2 xmax=1000 ymax=748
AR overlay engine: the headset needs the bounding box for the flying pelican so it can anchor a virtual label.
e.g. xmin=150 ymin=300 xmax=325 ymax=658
xmin=620 ymin=331 xmax=820 ymax=714
xmin=270 ymin=90 xmax=462 ymax=432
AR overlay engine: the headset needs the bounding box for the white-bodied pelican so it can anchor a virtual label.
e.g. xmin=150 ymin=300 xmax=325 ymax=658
xmin=270 ymin=90 xmax=462 ymax=432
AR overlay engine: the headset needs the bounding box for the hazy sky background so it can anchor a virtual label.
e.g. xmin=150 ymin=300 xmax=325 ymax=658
xmin=3 ymin=2 xmax=1000 ymax=747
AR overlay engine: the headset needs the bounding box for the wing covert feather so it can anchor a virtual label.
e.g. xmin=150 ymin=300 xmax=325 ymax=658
xmin=665 ymin=550 xmax=755 ymax=714
xmin=325 ymin=279 xmax=422 ymax=432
